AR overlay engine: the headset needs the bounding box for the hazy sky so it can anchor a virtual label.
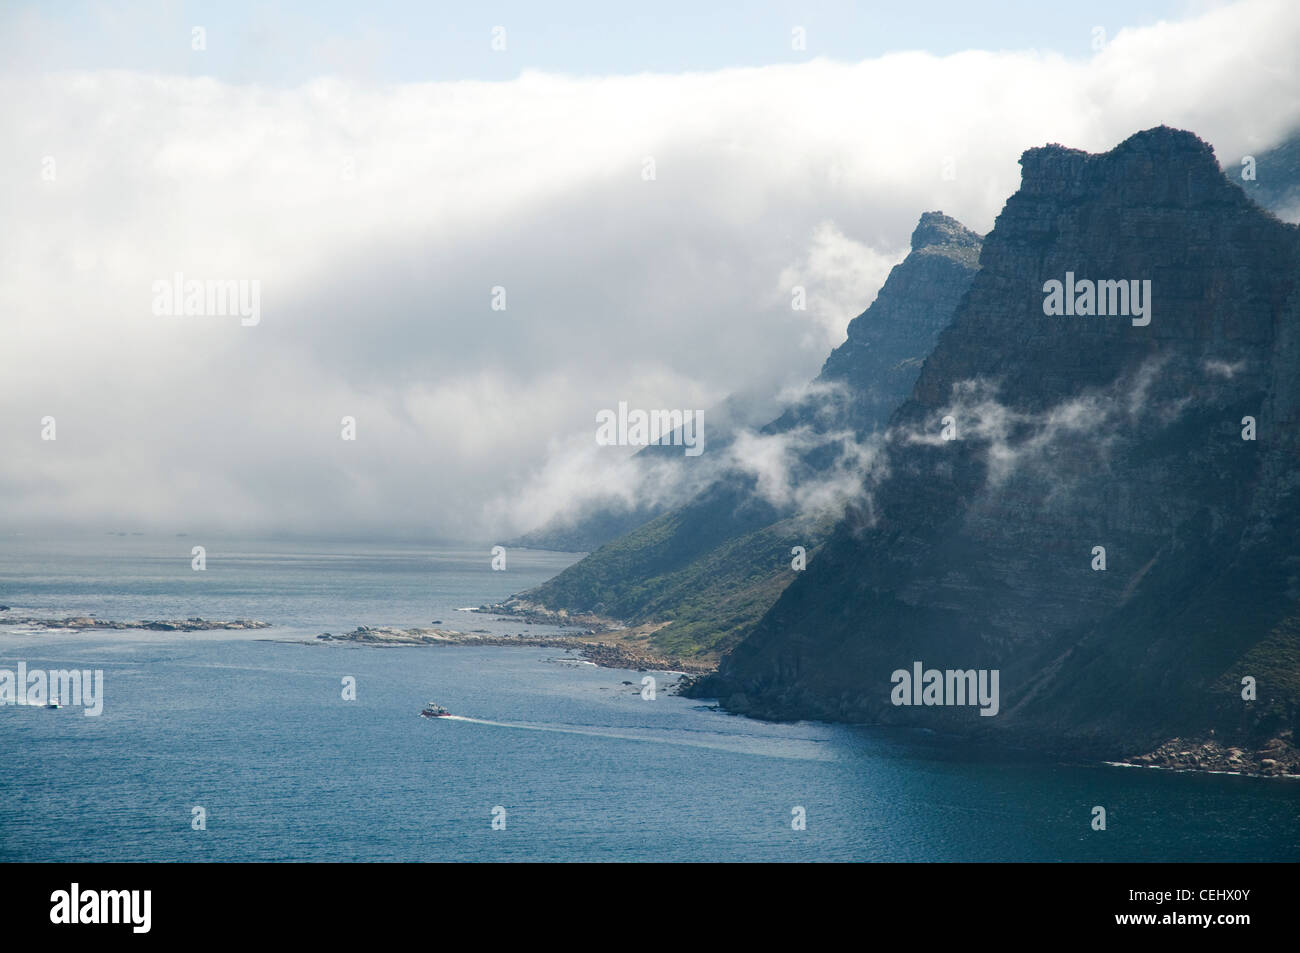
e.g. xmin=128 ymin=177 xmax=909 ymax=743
xmin=2 ymin=0 xmax=1297 ymax=541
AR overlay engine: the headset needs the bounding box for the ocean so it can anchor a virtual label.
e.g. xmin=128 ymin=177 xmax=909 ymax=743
xmin=1 ymin=534 xmax=1297 ymax=862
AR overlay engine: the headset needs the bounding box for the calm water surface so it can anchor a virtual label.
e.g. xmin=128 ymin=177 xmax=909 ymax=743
xmin=2 ymin=534 xmax=1296 ymax=861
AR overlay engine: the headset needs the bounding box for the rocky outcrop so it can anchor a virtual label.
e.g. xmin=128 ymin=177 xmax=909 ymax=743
xmin=770 ymin=211 xmax=981 ymax=433
xmin=693 ymin=127 xmax=1300 ymax=767
xmin=1120 ymin=733 xmax=1300 ymax=777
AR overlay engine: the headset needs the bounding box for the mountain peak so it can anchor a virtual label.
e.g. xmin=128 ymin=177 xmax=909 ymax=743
xmin=1018 ymin=125 xmax=1236 ymax=205
xmin=910 ymin=211 xmax=981 ymax=252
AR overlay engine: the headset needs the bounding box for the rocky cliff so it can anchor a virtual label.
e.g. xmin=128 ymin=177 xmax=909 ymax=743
xmin=691 ymin=127 xmax=1300 ymax=772
xmin=772 ymin=211 xmax=982 ymax=434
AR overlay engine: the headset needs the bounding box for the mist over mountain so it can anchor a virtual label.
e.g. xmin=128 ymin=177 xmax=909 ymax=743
xmin=1227 ymin=130 xmax=1300 ymax=222
xmin=504 ymin=212 xmax=982 ymax=658
xmin=690 ymin=127 xmax=1300 ymax=770
xmin=506 ymin=388 xmax=787 ymax=553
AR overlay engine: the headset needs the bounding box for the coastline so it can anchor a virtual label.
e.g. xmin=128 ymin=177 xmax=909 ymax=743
xmin=676 ymin=675 xmax=1300 ymax=780
xmin=0 ymin=614 xmax=270 ymax=632
xmin=302 ymin=626 xmax=1300 ymax=779
xmin=8 ymin=609 xmax=1293 ymax=779
xmin=1110 ymin=736 xmax=1300 ymax=779
xmin=301 ymin=622 xmax=718 ymax=675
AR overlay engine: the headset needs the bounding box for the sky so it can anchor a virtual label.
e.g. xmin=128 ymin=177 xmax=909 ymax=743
xmin=2 ymin=0 xmax=1298 ymax=542
xmin=3 ymin=1 xmax=1201 ymax=83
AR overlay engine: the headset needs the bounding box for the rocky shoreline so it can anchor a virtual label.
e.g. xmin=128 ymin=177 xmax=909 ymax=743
xmin=311 ymin=622 xmax=716 ymax=674
xmin=676 ymin=674 xmax=1300 ymax=779
xmin=1115 ymin=734 xmax=1300 ymax=778
xmin=0 ymin=614 xmax=270 ymax=632
xmin=472 ymin=599 xmax=624 ymax=634
xmin=484 ymin=604 xmax=1300 ymax=778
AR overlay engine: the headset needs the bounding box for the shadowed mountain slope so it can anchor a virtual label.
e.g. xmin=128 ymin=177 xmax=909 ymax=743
xmin=692 ymin=127 xmax=1300 ymax=769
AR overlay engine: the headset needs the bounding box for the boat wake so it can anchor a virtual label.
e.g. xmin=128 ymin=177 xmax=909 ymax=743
xmin=430 ymin=714 xmax=831 ymax=760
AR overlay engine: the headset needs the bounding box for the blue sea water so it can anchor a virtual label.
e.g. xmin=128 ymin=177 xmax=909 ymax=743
xmin=1 ymin=534 xmax=1297 ymax=862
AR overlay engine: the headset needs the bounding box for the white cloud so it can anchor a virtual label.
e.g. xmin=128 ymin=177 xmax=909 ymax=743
xmin=780 ymin=222 xmax=904 ymax=353
xmin=728 ymin=425 xmax=888 ymax=522
xmin=0 ymin=0 xmax=1296 ymax=539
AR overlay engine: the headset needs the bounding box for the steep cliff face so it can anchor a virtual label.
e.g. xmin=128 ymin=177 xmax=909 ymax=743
xmin=508 ymin=213 xmax=983 ymax=659
xmin=772 ymin=211 xmax=982 ymax=434
xmin=698 ymin=127 xmax=1300 ymax=764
